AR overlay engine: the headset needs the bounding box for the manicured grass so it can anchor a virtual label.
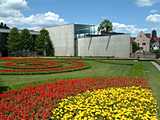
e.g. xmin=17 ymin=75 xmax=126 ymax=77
xmin=0 ymin=59 xmax=160 ymax=118
xmin=0 ymin=60 xmax=140 ymax=89
xmin=142 ymin=61 xmax=160 ymax=118
xmin=0 ymin=60 xmax=155 ymax=89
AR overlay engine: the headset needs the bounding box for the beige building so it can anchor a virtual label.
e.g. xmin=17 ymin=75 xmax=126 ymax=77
xmin=135 ymin=31 xmax=150 ymax=52
xmin=47 ymin=24 xmax=131 ymax=58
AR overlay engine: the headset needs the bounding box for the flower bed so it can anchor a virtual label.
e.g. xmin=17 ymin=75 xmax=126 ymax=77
xmin=2 ymin=59 xmax=61 ymax=69
xmin=0 ymin=57 xmax=15 ymax=60
xmin=0 ymin=57 xmax=90 ymax=75
xmin=51 ymin=87 xmax=157 ymax=120
xmin=0 ymin=77 xmax=156 ymax=120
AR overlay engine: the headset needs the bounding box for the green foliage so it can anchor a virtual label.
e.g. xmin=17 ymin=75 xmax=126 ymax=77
xmin=7 ymin=27 xmax=20 ymax=52
xmin=98 ymin=19 xmax=113 ymax=34
xmin=0 ymin=85 xmax=11 ymax=93
xmin=46 ymin=36 xmax=54 ymax=56
xmin=19 ymin=29 xmax=33 ymax=51
xmin=7 ymin=27 xmax=54 ymax=56
xmin=0 ymin=22 xmax=9 ymax=29
xmin=0 ymin=22 xmax=9 ymax=56
xmin=132 ymin=41 xmax=140 ymax=53
xmin=0 ymin=33 xmax=8 ymax=55
xmin=35 ymin=29 xmax=54 ymax=56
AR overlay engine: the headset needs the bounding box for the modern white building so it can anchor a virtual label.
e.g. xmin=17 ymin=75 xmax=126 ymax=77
xmin=47 ymin=24 xmax=131 ymax=58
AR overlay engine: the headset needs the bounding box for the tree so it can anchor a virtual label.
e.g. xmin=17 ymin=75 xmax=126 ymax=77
xmin=19 ymin=29 xmax=33 ymax=52
xmin=98 ymin=19 xmax=113 ymax=34
xmin=46 ymin=36 xmax=54 ymax=56
xmin=0 ymin=22 xmax=4 ymax=28
xmin=0 ymin=22 xmax=9 ymax=29
xmin=132 ymin=41 xmax=140 ymax=53
xmin=0 ymin=23 xmax=10 ymax=56
xmin=7 ymin=27 xmax=20 ymax=52
xmin=35 ymin=29 xmax=54 ymax=56
xmin=0 ymin=33 xmax=8 ymax=56
xmin=152 ymin=30 xmax=157 ymax=38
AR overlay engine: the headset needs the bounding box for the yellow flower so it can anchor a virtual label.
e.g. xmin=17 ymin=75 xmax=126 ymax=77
xmin=51 ymin=86 xmax=158 ymax=120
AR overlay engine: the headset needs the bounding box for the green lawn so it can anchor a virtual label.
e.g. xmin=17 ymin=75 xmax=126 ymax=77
xmin=0 ymin=59 xmax=160 ymax=117
xmin=0 ymin=60 xmax=143 ymax=89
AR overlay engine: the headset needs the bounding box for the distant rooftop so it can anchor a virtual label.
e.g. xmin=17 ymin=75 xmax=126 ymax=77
xmin=0 ymin=28 xmax=40 ymax=35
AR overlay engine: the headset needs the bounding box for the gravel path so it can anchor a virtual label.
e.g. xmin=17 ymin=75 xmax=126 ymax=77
xmin=151 ymin=61 xmax=160 ymax=71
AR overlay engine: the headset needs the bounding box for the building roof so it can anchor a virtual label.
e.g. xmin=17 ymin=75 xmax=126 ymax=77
xmin=46 ymin=23 xmax=94 ymax=29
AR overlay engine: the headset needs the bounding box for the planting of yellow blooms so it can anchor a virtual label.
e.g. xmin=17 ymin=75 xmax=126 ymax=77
xmin=51 ymin=86 xmax=158 ymax=120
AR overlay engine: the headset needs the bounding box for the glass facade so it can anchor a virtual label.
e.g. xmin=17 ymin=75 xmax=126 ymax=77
xmin=74 ymin=24 xmax=96 ymax=38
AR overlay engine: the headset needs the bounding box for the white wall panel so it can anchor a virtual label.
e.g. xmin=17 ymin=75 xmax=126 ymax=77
xmin=47 ymin=25 xmax=75 ymax=56
xmin=78 ymin=35 xmax=131 ymax=58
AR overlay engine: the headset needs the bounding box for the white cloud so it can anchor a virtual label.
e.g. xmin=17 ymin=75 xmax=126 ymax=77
xmin=0 ymin=0 xmax=28 ymax=9
xmin=135 ymin=0 xmax=157 ymax=7
xmin=0 ymin=12 xmax=65 ymax=29
xmin=0 ymin=0 xmax=27 ymax=17
xmin=22 ymin=12 xmax=64 ymax=26
xmin=150 ymin=9 xmax=158 ymax=13
xmin=146 ymin=14 xmax=160 ymax=23
xmin=0 ymin=0 xmax=65 ymax=29
xmin=113 ymin=22 xmax=148 ymax=35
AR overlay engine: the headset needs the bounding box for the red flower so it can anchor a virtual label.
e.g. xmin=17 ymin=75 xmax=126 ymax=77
xmin=0 ymin=58 xmax=89 ymax=74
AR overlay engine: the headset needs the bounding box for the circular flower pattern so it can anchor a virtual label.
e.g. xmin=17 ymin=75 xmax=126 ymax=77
xmin=0 ymin=57 xmax=89 ymax=75
xmin=2 ymin=59 xmax=61 ymax=69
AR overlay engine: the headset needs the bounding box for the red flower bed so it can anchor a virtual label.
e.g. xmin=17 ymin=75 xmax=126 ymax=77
xmin=0 ymin=77 xmax=149 ymax=120
xmin=0 ymin=58 xmax=89 ymax=75
xmin=2 ymin=59 xmax=61 ymax=69
xmin=0 ymin=57 xmax=15 ymax=60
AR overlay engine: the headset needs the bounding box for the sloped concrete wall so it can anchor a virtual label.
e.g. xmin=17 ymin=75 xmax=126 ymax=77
xmin=78 ymin=35 xmax=131 ymax=58
xmin=47 ymin=24 xmax=75 ymax=56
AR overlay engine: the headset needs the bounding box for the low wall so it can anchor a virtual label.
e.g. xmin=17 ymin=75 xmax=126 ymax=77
xmin=78 ymin=35 xmax=131 ymax=58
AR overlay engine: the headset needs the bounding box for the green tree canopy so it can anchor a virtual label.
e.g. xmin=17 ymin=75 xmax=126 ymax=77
xmin=0 ymin=22 xmax=9 ymax=29
xmin=132 ymin=41 xmax=140 ymax=53
xmin=19 ymin=29 xmax=33 ymax=51
xmin=98 ymin=19 xmax=113 ymax=34
xmin=0 ymin=33 xmax=8 ymax=56
xmin=7 ymin=27 xmax=20 ymax=52
xmin=35 ymin=29 xmax=54 ymax=56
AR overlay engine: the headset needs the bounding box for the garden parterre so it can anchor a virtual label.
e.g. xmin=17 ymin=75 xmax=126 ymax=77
xmin=0 ymin=57 xmax=89 ymax=75
xmin=0 ymin=77 xmax=158 ymax=120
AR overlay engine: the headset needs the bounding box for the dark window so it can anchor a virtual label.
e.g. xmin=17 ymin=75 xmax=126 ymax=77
xmin=142 ymin=43 xmax=146 ymax=45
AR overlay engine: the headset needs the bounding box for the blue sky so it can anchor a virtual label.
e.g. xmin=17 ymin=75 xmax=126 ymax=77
xmin=0 ymin=0 xmax=160 ymax=36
